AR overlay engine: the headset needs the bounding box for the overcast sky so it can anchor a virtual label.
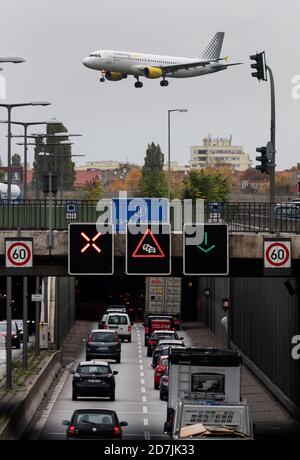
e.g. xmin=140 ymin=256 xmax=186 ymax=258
xmin=0 ymin=0 xmax=299 ymax=170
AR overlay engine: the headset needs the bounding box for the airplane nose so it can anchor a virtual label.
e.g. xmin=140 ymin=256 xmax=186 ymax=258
xmin=82 ymin=57 xmax=91 ymax=68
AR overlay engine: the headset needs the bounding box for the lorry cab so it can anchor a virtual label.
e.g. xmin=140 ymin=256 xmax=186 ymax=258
xmin=164 ymin=347 xmax=253 ymax=440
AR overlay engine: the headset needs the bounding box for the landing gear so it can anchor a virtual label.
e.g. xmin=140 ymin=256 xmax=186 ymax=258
xmin=134 ymin=77 xmax=143 ymax=88
xmin=160 ymin=79 xmax=169 ymax=87
xmin=99 ymin=77 xmax=105 ymax=82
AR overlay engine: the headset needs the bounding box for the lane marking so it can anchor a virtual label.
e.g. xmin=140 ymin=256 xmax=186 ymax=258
xmin=141 ymin=379 xmax=145 ymax=384
xmin=140 ymin=372 xmax=144 ymax=377
xmin=140 ymin=365 xmax=143 ymax=370
xmin=144 ymin=431 xmax=150 ymax=440
xmin=143 ymin=406 xmax=148 ymax=413
xmin=143 ymin=418 xmax=149 ymax=426
xmin=142 ymin=396 xmax=147 ymax=402
xmin=141 ymin=387 xmax=146 ymax=393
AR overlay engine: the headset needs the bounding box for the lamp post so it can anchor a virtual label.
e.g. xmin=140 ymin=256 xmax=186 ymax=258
xmin=0 ymin=102 xmax=50 ymax=390
xmin=0 ymin=119 xmax=61 ymax=200
xmin=167 ymin=108 xmax=188 ymax=201
xmin=0 ymin=102 xmax=51 ymax=225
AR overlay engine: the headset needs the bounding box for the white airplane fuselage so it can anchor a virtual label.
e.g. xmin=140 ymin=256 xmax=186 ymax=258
xmin=83 ymin=50 xmax=222 ymax=78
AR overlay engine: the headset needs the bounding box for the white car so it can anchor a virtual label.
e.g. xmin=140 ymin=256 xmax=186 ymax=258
xmin=104 ymin=313 xmax=132 ymax=342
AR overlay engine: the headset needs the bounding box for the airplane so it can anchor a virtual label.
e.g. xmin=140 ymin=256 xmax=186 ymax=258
xmin=82 ymin=32 xmax=241 ymax=88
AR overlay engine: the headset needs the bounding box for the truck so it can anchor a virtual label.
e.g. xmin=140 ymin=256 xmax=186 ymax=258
xmin=145 ymin=277 xmax=181 ymax=329
xmin=164 ymin=347 xmax=253 ymax=440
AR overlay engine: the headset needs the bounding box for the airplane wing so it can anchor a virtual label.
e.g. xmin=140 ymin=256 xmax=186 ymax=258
xmin=154 ymin=58 xmax=242 ymax=74
xmin=159 ymin=58 xmax=222 ymax=73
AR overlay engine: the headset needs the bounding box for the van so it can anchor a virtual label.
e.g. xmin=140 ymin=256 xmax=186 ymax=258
xmin=104 ymin=313 xmax=132 ymax=342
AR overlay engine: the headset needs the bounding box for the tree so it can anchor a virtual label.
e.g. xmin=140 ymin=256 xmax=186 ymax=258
xmin=141 ymin=143 xmax=167 ymax=197
xmin=83 ymin=179 xmax=104 ymax=200
xmin=182 ymin=169 xmax=231 ymax=202
xmin=12 ymin=153 xmax=21 ymax=166
xmin=32 ymin=123 xmax=75 ymax=193
xmin=124 ymin=167 xmax=142 ymax=195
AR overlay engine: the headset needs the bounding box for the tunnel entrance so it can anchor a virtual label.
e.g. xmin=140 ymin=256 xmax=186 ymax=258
xmin=75 ymin=275 xmax=198 ymax=323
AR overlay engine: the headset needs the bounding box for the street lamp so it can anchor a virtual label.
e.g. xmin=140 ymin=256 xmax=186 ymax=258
xmin=0 ymin=56 xmax=25 ymax=71
xmin=167 ymin=108 xmax=188 ymax=201
xmin=0 ymin=102 xmax=51 ymax=223
xmin=0 ymin=119 xmax=61 ymax=199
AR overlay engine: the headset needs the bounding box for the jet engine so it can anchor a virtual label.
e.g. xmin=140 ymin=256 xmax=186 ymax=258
xmin=105 ymin=72 xmax=127 ymax=81
xmin=143 ymin=67 xmax=163 ymax=79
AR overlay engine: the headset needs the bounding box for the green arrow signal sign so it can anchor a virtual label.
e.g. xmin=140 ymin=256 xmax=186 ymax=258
xmin=197 ymin=232 xmax=216 ymax=253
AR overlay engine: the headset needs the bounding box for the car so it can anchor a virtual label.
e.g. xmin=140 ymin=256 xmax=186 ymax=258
xmin=159 ymin=365 xmax=169 ymax=401
xmin=151 ymin=340 xmax=185 ymax=368
xmin=85 ymin=330 xmax=121 ymax=363
xmin=98 ymin=314 xmax=108 ymax=329
xmin=62 ymin=409 xmax=128 ymax=440
xmin=71 ymin=361 xmax=118 ymax=401
xmin=144 ymin=315 xmax=175 ymax=346
xmin=147 ymin=330 xmax=182 ymax=357
xmin=154 ymin=355 xmax=168 ymax=390
xmin=0 ymin=321 xmax=21 ymax=349
xmin=104 ymin=313 xmax=131 ymax=342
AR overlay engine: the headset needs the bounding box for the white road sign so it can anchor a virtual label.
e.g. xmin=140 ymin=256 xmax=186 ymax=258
xmin=5 ymin=239 xmax=33 ymax=268
xmin=264 ymin=240 xmax=291 ymax=269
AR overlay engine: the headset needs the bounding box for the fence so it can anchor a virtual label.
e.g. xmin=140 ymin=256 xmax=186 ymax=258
xmin=0 ymin=200 xmax=300 ymax=233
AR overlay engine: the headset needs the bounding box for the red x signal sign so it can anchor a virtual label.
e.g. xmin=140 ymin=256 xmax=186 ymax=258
xmin=68 ymin=223 xmax=113 ymax=275
xmin=80 ymin=232 xmax=102 ymax=253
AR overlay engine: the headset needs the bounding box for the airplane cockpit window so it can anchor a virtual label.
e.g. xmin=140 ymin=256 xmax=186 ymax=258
xmin=90 ymin=53 xmax=101 ymax=58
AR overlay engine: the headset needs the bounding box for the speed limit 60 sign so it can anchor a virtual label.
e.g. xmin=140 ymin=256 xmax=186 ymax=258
xmin=5 ymin=238 xmax=33 ymax=268
xmin=264 ymin=239 xmax=291 ymax=269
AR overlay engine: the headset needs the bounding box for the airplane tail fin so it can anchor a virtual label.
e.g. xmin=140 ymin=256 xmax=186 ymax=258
xmin=201 ymin=32 xmax=225 ymax=60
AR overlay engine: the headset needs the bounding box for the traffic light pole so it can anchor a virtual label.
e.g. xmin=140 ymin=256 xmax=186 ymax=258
xmin=267 ymin=65 xmax=276 ymax=233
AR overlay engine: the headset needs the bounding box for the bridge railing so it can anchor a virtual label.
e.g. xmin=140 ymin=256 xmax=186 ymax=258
xmin=0 ymin=200 xmax=300 ymax=233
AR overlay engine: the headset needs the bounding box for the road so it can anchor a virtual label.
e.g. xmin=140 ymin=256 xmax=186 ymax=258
xmin=26 ymin=323 xmax=192 ymax=440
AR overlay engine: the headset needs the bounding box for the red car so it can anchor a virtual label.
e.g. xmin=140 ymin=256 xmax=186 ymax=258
xmin=154 ymin=355 xmax=168 ymax=390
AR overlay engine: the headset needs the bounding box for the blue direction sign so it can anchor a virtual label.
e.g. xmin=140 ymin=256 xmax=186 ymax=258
xmin=112 ymin=198 xmax=169 ymax=233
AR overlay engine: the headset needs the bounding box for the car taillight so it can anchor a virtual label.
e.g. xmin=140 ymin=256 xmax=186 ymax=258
xmin=114 ymin=426 xmax=121 ymax=435
xmin=128 ymin=325 xmax=131 ymax=332
xmin=145 ymin=327 xmax=149 ymax=334
xmin=88 ymin=334 xmax=92 ymax=342
xmin=148 ymin=339 xmax=156 ymax=345
xmin=68 ymin=425 xmax=75 ymax=434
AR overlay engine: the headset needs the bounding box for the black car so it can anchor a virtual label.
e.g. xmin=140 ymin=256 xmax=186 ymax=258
xmin=151 ymin=341 xmax=185 ymax=368
xmin=62 ymin=409 xmax=128 ymax=440
xmin=71 ymin=361 xmax=118 ymax=401
xmin=147 ymin=330 xmax=181 ymax=357
xmin=85 ymin=329 xmax=121 ymax=363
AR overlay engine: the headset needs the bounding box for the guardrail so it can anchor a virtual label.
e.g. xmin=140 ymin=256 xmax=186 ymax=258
xmin=0 ymin=200 xmax=300 ymax=233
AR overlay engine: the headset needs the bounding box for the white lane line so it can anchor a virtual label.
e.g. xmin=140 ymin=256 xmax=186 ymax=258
xmin=139 ymin=360 xmax=143 ymax=364
xmin=142 ymin=396 xmax=147 ymax=402
xmin=140 ymin=365 xmax=143 ymax=370
xmin=143 ymin=418 xmax=149 ymax=426
xmin=140 ymin=379 xmax=145 ymax=384
xmin=144 ymin=432 xmax=150 ymax=440
xmin=143 ymin=406 xmax=148 ymax=414
xmin=140 ymin=372 xmax=144 ymax=377
xmin=141 ymin=387 xmax=146 ymax=393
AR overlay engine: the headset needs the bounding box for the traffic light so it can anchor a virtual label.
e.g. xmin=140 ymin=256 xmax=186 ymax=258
xmin=256 ymin=146 xmax=270 ymax=174
xmin=250 ymin=52 xmax=267 ymax=81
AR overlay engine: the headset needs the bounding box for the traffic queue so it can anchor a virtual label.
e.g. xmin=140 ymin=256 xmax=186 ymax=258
xmin=61 ymin=309 xmax=253 ymax=440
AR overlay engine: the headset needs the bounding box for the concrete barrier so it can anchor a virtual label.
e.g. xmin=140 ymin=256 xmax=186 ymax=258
xmin=0 ymin=351 xmax=62 ymax=440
